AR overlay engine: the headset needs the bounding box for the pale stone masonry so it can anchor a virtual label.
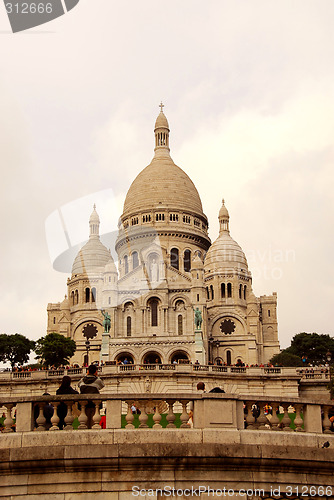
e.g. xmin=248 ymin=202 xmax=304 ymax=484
xmin=47 ymin=108 xmax=280 ymax=367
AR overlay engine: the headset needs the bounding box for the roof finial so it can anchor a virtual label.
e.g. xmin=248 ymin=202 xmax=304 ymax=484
xmin=93 ymin=203 xmax=96 ymax=210
xmin=222 ymin=198 xmax=225 ymax=205
xmin=159 ymin=101 xmax=164 ymax=113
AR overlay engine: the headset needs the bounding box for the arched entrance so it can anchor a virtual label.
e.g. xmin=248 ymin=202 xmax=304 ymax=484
xmin=170 ymin=351 xmax=189 ymax=364
xmin=115 ymin=353 xmax=134 ymax=365
xmin=143 ymin=352 xmax=162 ymax=364
xmin=226 ymin=350 xmax=232 ymax=366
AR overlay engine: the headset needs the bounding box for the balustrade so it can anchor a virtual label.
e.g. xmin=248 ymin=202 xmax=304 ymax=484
xmin=0 ymin=394 xmax=333 ymax=435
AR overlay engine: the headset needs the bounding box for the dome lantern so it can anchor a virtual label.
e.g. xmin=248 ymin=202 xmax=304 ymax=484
xmin=89 ymin=204 xmax=100 ymax=239
xmin=219 ymin=199 xmax=230 ymax=235
xmin=154 ymin=102 xmax=170 ymax=156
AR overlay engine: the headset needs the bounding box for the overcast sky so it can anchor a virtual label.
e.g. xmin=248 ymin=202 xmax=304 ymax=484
xmin=0 ymin=0 xmax=333 ymax=352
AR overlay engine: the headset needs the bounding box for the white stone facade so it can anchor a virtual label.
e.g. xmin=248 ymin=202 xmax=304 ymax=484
xmin=47 ymin=109 xmax=280 ymax=366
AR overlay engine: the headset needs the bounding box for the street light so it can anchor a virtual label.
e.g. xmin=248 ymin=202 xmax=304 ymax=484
xmin=85 ymin=340 xmax=91 ymax=367
xmin=208 ymin=336 xmax=220 ymax=364
xmin=326 ymin=351 xmax=333 ymax=399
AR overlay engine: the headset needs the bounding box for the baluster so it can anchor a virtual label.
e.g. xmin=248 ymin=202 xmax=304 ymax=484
xmin=78 ymin=401 xmax=88 ymax=429
xmin=180 ymin=401 xmax=190 ymax=428
xmin=138 ymin=400 xmax=149 ymax=428
xmin=281 ymin=404 xmax=293 ymax=431
xmin=257 ymin=404 xmax=269 ymax=430
xmin=92 ymin=403 xmax=101 ymax=429
xmin=153 ymin=402 xmax=162 ymax=428
xmin=125 ymin=401 xmax=135 ymax=429
xmin=294 ymin=404 xmax=304 ymax=432
xmin=64 ymin=401 xmax=75 ymax=431
xmin=35 ymin=403 xmax=47 ymax=431
xmin=245 ymin=401 xmax=256 ymax=429
xmin=3 ymin=404 xmax=14 ymax=433
xmin=269 ymin=403 xmax=280 ymax=431
xmin=166 ymin=399 xmax=176 ymax=428
xmin=322 ymin=405 xmax=332 ymax=434
xmin=49 ymin=402 xmax=60 ymax=431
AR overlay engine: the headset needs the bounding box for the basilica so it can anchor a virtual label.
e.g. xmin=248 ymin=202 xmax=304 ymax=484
xmin=47 ymin=107 xmax=280 ymax=366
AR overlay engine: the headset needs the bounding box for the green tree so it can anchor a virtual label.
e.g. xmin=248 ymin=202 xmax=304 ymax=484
xmin=35 ymin=333 xmax=76 ymax=368
xmin=270 ymin=351 xmax=303 ymax=367
xmin=270 ymin=332 xmax=334 ymax=367
xmin=0 ymin=333 xmax=35 ymax=368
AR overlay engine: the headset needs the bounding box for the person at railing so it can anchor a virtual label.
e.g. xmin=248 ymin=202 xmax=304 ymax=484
xmin=56 ymin=376 xmax=79 ymax=430
xmin=78 ymin=365 xmax=104 ymax=394
xmin=78 ymin=365 xmax=105 ymax=428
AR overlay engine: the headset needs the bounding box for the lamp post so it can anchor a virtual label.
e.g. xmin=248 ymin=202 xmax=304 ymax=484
xmin=208 ymin=336 xmax=220 ymax=364
xmin=326 ymin=351 xmax=333 ymax=399
xmin=85 ymin=340 xmax=91 ymax=367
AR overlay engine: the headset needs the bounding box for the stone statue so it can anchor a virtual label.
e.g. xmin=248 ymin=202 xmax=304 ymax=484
xmin=101 ymin=309 xmax=111 ymax=333
xmin=193 ymin=307 xmax=202 ymax=330
xmin=150 ymin=258 xmax=158 ymax=282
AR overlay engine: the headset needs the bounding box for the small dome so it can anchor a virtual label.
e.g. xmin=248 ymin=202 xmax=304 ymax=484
xmin=72 ymin=239 xmax=111 ymax=275
xmin=204 ymin=232 xmax=248 ymax=273
xmin=192 ymin=252 xmax=204 ymax=268
xmin=155 ymin=111 xmax=169 ymax=130
xmin=219 ymin=199 xmax=229 ymax=219
xmin=104 ymin=259 xmax=117 ymax=274
xmin=89 ymin=204 xmax=100 ymax=223
xmin=60 ymin=295 xmax=69 ymax=310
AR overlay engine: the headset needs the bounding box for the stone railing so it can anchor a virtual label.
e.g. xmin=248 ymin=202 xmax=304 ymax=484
xmin=1 ymin=365 xmax=305 ymax=381
xmin=1 ymin=393 xmax=333 ymax=434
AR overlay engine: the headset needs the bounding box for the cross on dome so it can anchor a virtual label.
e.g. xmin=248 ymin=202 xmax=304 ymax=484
xmin=159 ymin=101 xmax=164 ymax=113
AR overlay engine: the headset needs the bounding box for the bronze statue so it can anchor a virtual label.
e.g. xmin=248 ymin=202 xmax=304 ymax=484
xmin=193 ymin=307 xmax=202 ymax=330
xmin=101 ymin=309 xmax=111 ymax=333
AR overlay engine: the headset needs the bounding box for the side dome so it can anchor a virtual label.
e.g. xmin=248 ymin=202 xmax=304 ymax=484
xmin=204 ymin=200 xmax=248 ymax=273
xmin=204 ymin=232 xmax=248 ymax=272
xmin=72 ymin=240 xmax=112 ymax=275
xmin=72 ymin=205 xmax=113 ymax=275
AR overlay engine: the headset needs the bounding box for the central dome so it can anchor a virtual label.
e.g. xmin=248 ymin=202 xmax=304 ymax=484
xmin=123 ymin=156 xmax=204 ymax=217
xmin=122 ymin=108 xmax=204 ymax=219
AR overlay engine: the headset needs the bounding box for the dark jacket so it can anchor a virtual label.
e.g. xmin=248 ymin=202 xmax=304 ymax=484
xmin=78 ymin=374 xmax=104 ymax=394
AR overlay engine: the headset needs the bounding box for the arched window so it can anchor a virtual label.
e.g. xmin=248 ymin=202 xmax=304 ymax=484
xmin=210 ymin=285 xmax=214 ymax=300
xmin=221 ymin=283 xmax=225 ymax=298
xmin=227 ymin=283 xmax=232 ymax=298
xmin=75 ymin=290 xmax=79 ymax=305
xmin=226 ymin=350 xmax=232 ymax=366
xmin=53 ymin=317 xmax=56 ymax=324
xmin=244 ymin=285 xmax=247 ymax=300
xmin=91 ymin=288 xmax=96 ymax=302
xmin=108 ymin=297 xmax=111 ymax=305
xmin=178 ymin=315 xmax=183 ymax=335
xmin=132 ymin=251 xmax=139 ymax=269
xmin=149 ymin=298 xmax=158 ymax=327
xmin=124 ymin=255 xmax=128 ymax=274
xmin=239 ymin=284 xmax=242 ymax=299
xmin=183 ymin=250 xmax=191 ymax=272
xmin=127 ymin=316 xmax=131 ymax=336
xmin=206 ymin=287 xmax=210 ymax=300
xmin=85 ymin=287 xmax=90 ymax=303
xmin=170 ymin=248 xmax=179 ymax=270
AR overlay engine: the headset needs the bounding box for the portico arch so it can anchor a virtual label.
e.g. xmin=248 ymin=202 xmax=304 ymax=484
xmin=142 ymin=351 xmax=162 ymax=364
